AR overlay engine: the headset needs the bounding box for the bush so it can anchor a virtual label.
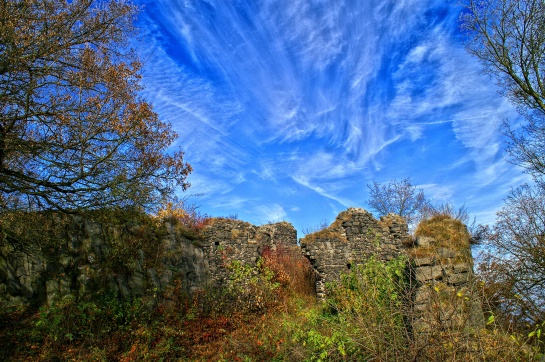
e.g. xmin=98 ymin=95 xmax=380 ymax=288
xmin=35 ymin=293 xmax=152 ymax=346
xmin=261 ymin=244 xmax=316 ymax=298
xmin=324 ymin=255 xmax=410 ymax=360
xmin=225 ymin=259 xmax=281 ymax=313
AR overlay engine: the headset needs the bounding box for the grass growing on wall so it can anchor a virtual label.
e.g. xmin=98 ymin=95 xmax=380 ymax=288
xmin=415 ymin=214 xmax=471 ymax=250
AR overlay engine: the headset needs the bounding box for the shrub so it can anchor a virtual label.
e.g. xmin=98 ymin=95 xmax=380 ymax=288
xmin=324 ymin=255 xmax=410 ymax=360
xmin=225 ymin=259 xmax=281 ymax=313
xmin=35 ymin=293 xmax=152 ymax=345
xmin=260 ymin=244 xmax=316 ymax=298
xmin=154 ymin=200 xmax=210 ymax=233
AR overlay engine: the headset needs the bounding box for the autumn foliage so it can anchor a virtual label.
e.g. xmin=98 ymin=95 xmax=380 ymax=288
xmin=0 ymin=0 xmax=191 ymax=212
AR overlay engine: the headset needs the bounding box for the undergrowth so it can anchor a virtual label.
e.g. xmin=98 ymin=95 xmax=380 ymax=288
xmin=0 ymin=214 xmax=543 ymax=361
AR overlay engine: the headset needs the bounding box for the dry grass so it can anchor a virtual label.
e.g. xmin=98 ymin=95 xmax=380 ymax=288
xmin=301 ymin=228 xmax=349 ymax=243
xmin=415 ymin=215 xmax=471 ymax=250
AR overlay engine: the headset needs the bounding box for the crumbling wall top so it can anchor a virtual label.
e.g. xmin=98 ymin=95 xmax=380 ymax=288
xmin=200 ymin=218 xmax=298 ymax=283
xmin=299 ymin=207 xmax=409 ymax=299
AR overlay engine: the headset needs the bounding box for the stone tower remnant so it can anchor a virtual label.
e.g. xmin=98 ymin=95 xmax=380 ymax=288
xmin=299 ymin=208 xmax=408 ymax=299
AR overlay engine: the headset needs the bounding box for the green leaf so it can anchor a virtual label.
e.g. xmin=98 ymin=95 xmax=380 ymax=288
xmin=487 ymin=315 xmax=495 ymax=325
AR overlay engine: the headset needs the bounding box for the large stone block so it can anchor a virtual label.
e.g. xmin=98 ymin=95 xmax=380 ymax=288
xmin=437 ymin=247 xmax=457 ymax=259
xmin=416 ymin=265 xmax=444 ymax=282
xmin=127 ymin=271 xmax=146 ymax=294
xmin=413 ymin=257 xmax=434 ymax=266
xmin=446 ymin=272 xmax=470 ymax=285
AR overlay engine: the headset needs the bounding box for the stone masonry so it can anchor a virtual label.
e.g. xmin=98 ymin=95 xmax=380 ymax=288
xmin=300 ymin=208 xmax=483 ymax=332
xmin=0 ymin=215 xmax=297 ymax=307
xmin=200 ymin=218 xmax=298 ymax=284
xmin=1 ymin=207 xmax=482 ymax=334
xmin=299 ymin=208 xmax=408 ymax=299
xmin=410 ymin=234 xmax=484 ymax=332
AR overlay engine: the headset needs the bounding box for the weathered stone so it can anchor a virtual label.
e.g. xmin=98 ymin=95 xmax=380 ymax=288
xmin=446 ymin=272 xmax=470 ymax=285
xmin=416 ymin=266 xmax=444 ymax=282
xmin=20 ymin=276 xmax=34 ymax=299
xmin=159 ymin=269 xmax=173 ymax=287
xmin=0 ymin=207 xmax=482 ymax=340
xmin=127 ymin=272 xmax=146 ymax=294
xmin=115 ymin=275 xmax=131 ymax=299
xmin=201 ymin=219 xmax=297 ymax=284
xmin=164 ymin=221 xmax=175 ymax=235
xmin=437 ymin=248 xmax=457 ymax=259
xmin=6 ymin=278 xmax=21 ymax=295
xmin=452 ymin=263 xmax=471 ymax=273
xmin=147 ymin=269 xmax=160 ymax=289
xmin=415 ymin=287 xmax=433 ymax=304
xmin=416 ymin=236 xmax=435 ymax=247
xmin=58 ymin=255 xmax=73 ymax=268
xmin=413 ymin=257 xmax=434 ymax=266
xmin=300 ymin=208 xmax=408 ymax=300
xmin=46 ymin=277 xmax=71 ymax=303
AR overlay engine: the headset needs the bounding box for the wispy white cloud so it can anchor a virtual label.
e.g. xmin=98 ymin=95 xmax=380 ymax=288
xmin=253 ymin=204 xmax=288 ymax=223
xmin=419 ymin=183 xmax=455 ymax=202
xmin=207 ymin=195 xmax=254 ymax=211
xmin=181 ymin=173 xmax=233 ymax=197
xmin=136 ymin=0 xmax=529 ymax=229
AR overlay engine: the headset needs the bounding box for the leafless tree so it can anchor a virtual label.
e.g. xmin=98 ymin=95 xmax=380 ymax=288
xmin=461 ymin=0 xmax=545 ymax=183
xmin=366 ymin=178 xmax=430 ymax=226
xmin=462 ymin=0 xmax=545 ymax=335
xmin=478 ymin=184 xmax=545 ymax=330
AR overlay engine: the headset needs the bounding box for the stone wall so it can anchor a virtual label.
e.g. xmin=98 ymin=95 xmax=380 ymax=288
xmin=299 ymin=208 xmax=409 ymax=299
xmin=410 ymin=235 xmax=484 ymax=333
xmin=0 ymin=215 xmax=297 ymax=307
xmin=200 ymin=219 xmax=298 ymax=283
xmin=1 ymin=207 xmax=483 ymax=334
xmin=0 ymin=216 xmax=208 ymax=307
xmin=300 ymin=208 xmax=483 ymax=331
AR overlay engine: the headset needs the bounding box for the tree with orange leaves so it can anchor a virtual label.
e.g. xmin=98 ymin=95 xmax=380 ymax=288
xmin=0 ymin=0 xmax=191 ymax=212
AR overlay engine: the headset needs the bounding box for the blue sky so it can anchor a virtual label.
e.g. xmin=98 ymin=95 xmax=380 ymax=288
xmin=135 ymin=0 xmax=529 ymax=234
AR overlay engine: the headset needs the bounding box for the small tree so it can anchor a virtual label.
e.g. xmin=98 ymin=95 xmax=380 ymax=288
xmin=0 ymin=0 xmax=191 ymax=212
xmin=366 ymin=178 xmax=429 ymax=226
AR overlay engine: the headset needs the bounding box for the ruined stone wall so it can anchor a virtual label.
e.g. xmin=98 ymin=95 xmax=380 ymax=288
xmin=0 ymin=216 xmax=209 ymax=307
xmin=412 ymin=235 xmax=473 ymax=297
xmin=0 ymin=215 xmax=297 ymax=308
xmin=200 ymin=219 xmax=298 ymax=283
xmin=299 ymin=208 xmax=408 ymax=299
xmin=300 ymin=207 xmax=483 ymax=331
xmin=1 ymin=206 xmax=483 ymax=334
xmin=410 ymin=234 xmax=484 ymax=332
